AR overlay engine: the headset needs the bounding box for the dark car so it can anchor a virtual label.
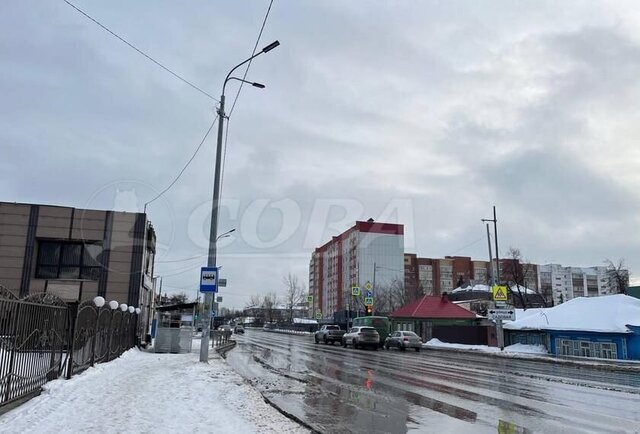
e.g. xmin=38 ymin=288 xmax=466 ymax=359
xmin=234 ymin=325 xmax=245 ymax=334
xmin=384 ymin=331 xmax=422 ymax=352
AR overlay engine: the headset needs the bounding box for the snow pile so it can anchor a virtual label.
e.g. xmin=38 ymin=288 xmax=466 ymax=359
xmin=504 ymin=294 xmax=640 ymax=333
xmin=424 ymin=338 xmax=547 ymax=355
xmin=293 ymin=318 xmax=317 ymax=324
xmin=2 ymin=349 xmax=307 ymax=434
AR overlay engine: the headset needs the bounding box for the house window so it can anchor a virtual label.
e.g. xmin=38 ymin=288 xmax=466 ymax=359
xmin=36 ymin=241 xmax=103 ymax=281
xmin=600 ymin=343 xmax=617 ymax=359
xmin=580 ymin=341 xmax=592 ymax=357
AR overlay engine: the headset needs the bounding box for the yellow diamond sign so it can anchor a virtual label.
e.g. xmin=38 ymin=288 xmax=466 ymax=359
xmin=492 ymin=285 xmax=508 ymax=302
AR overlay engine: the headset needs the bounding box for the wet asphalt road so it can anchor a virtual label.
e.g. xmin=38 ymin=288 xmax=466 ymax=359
xmin=226 ymin=329 xmax=640 ymax=434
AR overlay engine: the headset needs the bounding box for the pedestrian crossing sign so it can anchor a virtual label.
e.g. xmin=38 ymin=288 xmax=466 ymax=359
xmin=492 ymin=285 xmax=508 ymax=301
xmin=351 ymin=286 xmax=361 ymax=296
xmin=306 ymin=295 xmax=313 ymax=303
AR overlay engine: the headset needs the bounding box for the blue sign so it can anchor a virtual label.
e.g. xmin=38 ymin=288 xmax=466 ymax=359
xmin=211 ymin=311 xmax=216 ymax=318
xmin=200 ymin=267 xmax=218 ymax=293
xmin=365 ymin=290 xmax=373 ymax=298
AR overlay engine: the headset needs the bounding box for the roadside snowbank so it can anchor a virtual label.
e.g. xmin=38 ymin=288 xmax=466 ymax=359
xmin=1 ymin=349 xmax=307 ymax=434
xmin=424 ymin=338 xmax=548 ymax=355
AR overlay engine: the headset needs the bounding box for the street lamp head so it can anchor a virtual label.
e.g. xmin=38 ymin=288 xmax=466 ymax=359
xmin=252 ymin=82 xmax=266 ymax=89
xmin=261 ymin=40 xmax=280 ymax=53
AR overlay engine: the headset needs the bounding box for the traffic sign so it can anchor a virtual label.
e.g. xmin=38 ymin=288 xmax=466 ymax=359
xmin=306 ymin=295 xmax=313 ymax=303
xmin=364 ymin=282 xmax=372 ymax=291
xmin=211 ymin=310 xmax=217 ymax=318
xmin=315 ymin=312 xmax=322 ymax=320
xmin=218 ymin=278 xmax=227 ymax=287
xmin=492 ymin=285 xmax=508 ymax=301
xmin=364 ymin=297 xmax=373 ymax=306
xmin=351 ymin=286 xmax=361 ymax=296
xmin=488 ymin=308 xmax=515 ymax=321
xmin=200 ymin=267 xmax=218 ymax=293
xmin=216 ymin=296 xmax=223 ymax=303
xmin=365 ymin=290 xmax=373 ymax=298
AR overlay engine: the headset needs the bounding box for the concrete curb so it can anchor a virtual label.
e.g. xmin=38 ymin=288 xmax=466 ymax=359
xmin=423 ymin=345 xmax=640 ymax=372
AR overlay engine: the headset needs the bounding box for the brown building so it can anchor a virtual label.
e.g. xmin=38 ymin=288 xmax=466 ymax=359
xmin=0 ymin=202 xmax=156 ymax=328
xmin=405 ymin=254 xmax=492 ymax=297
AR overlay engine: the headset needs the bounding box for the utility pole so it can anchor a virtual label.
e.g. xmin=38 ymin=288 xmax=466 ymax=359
xmin=482 ymin=205 xmax=504 ymax=350
xmin=199 ymin=40 xmax=280 ymax=363
xmin=486 ymin=223 xmax=495 ymax=284
xmin=372 ymin=262 xmax=376 ymax=315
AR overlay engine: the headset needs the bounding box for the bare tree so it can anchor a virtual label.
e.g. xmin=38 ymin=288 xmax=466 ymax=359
xmin=503 ymin=247 xmax=548 ymax=308
xmin=162 ymin=292 xmax=189 ymax=305
xmin=262 ymin=292 xmax=278 ymax=323
xmin=283 ymin=273 xmax=305 ymax=323
xmin=604 ymin=258 xmax=630 ymax=294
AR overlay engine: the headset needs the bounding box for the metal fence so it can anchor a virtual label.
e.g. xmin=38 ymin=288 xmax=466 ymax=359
xmin=0 ymin=286 xmax=138 ymax=408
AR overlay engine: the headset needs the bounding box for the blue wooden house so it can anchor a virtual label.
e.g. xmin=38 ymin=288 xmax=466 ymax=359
xmin=503 ymin=295 xmax=640 ymax=360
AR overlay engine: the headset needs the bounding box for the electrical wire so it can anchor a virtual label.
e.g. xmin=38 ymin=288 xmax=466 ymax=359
xmin=144 ymin=115 xmax=218 ymax=211
xmin=219 ymin=0 xmax=274 ymax=202
xmin=62 ymin=0 xmax=219 ymax=102
xmin=228 ymin=0 xmax=274 ymax=118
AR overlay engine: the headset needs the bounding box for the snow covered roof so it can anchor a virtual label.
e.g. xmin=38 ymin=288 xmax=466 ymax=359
xmin=503 ymin=294 xmax=640 ymax=333
xmin=451 ymin=283 xmax=537 ymax=295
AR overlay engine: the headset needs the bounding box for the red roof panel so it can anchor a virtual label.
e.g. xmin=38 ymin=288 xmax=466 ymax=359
xmin=389 ymin=296 xmax=476 ymax=319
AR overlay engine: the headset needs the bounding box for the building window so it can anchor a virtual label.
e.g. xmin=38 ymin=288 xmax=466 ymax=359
xmin=36 ymin=241 xmax=103 ymax=281
xmin=600 ymin=343 xmax=617 ymax=359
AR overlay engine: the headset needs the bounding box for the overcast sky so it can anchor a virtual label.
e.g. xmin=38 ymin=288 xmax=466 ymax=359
xmin=2 ymin=1 xmax=639 ymax=308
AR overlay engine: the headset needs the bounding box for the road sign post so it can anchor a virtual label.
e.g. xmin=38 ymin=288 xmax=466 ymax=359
xmin=200 ymin=267 xmax=218 ymax=293
xmin=488 ymin=309 xmax=516 ymax=321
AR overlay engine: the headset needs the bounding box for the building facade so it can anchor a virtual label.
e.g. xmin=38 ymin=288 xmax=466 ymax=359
xmin=0 ymin=202 xmax=156 ymax=330
xmin=537 ymin=264 xmax=621 ymax=306
xmin=309 ymin=220 xmax=404 ymax=319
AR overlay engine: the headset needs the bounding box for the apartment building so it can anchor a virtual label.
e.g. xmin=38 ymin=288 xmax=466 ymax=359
xmin=538 ymin=264 xmax=620 ymax=305
xmin=309 ymin=220 xmax=404 ymax=319
xmin=404 ymin=255 xmax=492 ymax=297
xmin=0 ymin=202 xmax=156 ymax=327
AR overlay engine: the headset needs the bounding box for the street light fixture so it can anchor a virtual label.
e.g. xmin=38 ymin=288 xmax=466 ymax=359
xmin=200 ymin=41 xmax=280 ymax=363
xmin=216 ymin=228 xmax=236 ymax=241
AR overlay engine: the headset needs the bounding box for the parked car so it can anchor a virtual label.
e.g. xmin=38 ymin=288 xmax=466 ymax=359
xmin=384 ymin=331 xmax=422 ymax=352
xmin=234 ymin=325 xmax=245 ymax=334
xmin=218 ymin=324 xmax=232 ymax=332
xmin=315 ymin=325 xmax=345 ymax=345
xmin=342 ymin=326 xmax=379 ymax=350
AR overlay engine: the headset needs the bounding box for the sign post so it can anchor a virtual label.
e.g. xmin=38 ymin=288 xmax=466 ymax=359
xmin=491 ymin=284 xmax=509 ymax=350
xmin=488 ymin=309 xmax=516 ymax=321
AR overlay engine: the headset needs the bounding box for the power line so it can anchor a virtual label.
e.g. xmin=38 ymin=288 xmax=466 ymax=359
xmin=62 ymin=0 xmax=219 ymax=102
xmin=156 ymin=255 xmax=206 ymax=264
xmin=220 ymin=0 xmax=274 ymax=201
xmin=228 ymin=0 xmax=274 ymax=118
xmin=144 ymin=115 xmax=218 ymax=211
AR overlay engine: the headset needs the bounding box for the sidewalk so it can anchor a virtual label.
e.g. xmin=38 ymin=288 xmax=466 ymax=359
xmin=0 ymin=347 xmax=308 ymax=434
xmin=423 ymin=339 xmax=640 ymax=372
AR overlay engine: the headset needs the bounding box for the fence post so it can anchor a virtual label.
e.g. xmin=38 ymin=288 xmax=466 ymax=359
xmin=90 ymin=307 xmax=98 ymax=367
xmin=66 ymin=302 xmax=79 ymax=380
xmin=4 ymin=302 xmax=22 ymax=403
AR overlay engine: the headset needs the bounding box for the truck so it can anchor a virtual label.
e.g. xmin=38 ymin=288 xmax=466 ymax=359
xmin=314 ymin=325 xmax=346 ymax=345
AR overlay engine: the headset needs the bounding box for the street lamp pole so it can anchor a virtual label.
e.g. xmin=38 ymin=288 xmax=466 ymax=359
xmin=199 ymin=41 xmax=280 ymax=363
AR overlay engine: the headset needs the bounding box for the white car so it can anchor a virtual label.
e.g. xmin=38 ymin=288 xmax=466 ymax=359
xmin=341 ymin=326 xmax=379 ymax=350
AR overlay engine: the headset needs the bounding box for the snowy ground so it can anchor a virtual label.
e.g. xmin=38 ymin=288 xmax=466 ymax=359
xmin=0 ymin=348 xmax=308 ymax=434
xmin=423 ymin=338 xmax=548 ymax=354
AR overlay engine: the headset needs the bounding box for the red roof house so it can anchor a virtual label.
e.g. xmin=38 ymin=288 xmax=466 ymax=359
xmin=390 ymin=295 xmax=477 ymax=321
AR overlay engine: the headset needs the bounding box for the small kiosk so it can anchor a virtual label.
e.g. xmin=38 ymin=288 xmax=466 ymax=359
xmin=153 ymin=302 xmax=196 ymax=353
